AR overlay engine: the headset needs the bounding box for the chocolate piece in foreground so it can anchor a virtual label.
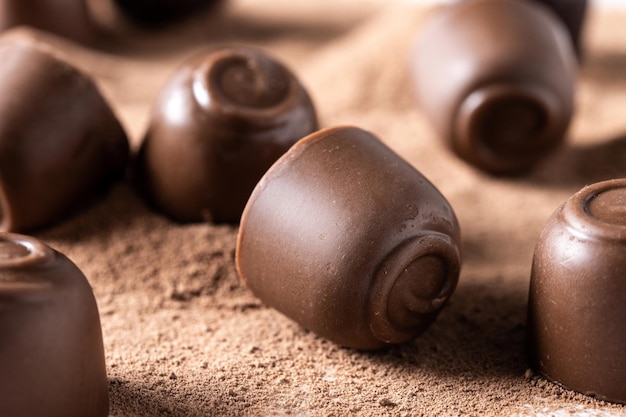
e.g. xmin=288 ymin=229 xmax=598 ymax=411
xmin=528 ymin=179 xmax=626 ymax=404
xmin=0 ymin=233 xmax=108 ymax=417
xmin=135 ymin=45 xmax=318 ymax=224
xmin=0 ymin=41 xmax=129 ymax=232
xmin=236 ymin=126 xmax=461 ymax=350
xmin=411 ymin=0 xmax=576 ymax=174
xmin=0 ymin=0 xmax=94 ymax=44
xmin=113 ymin=0 xmax=223 ymax=25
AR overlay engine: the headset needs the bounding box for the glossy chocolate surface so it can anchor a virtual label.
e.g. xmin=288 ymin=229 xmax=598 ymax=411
xmin=0 ymin=42 xmax=129 ymax=232
xmin=0 ymin=233 xmax=108 ymax=417
xmin=0 ymin=0 xmax=93 ymax=44
xmin=236 ymin=126 xmax=461 ymax=350
xmin=528 ymin=179 xmax=626 ymax=404
xmin=411 ymin=0 xmax=576 ymax=174
xmin=113 ymin=0 xmax=222 ymax=25
xmin=135 ymin=45 xmax=318 ymax=224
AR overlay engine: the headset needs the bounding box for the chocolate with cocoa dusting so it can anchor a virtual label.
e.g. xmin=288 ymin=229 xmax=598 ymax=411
xmin=236 ymin=126 xmax=461 ymax=350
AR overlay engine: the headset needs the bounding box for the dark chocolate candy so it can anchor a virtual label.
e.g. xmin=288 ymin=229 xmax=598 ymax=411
xmin=411 ymin=0 xmax=576 ymax=174
xmin=0 ymin=233 xmax=108 ymax=417
xmin=0 ymin=0 xmax=94 ymax=44
xmin=0 ymin=41 xmax=129 ymax=232
xmin=112 ymin=0 xmax=222 ymax=25
xmin=134 ymin=45 xmax=318 ymax=224
xmin=236 ymin=126 xmax=461 ymax=350
xmin=528 ymin=179 xmax=626 ymax=404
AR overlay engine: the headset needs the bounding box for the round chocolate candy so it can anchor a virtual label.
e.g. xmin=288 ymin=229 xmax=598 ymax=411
xmin=528 ymin=179 xmax=626 ymax=404
xmin=0 ymin=233 xmax=108 ymax=417
xmin=0 ymin=0 xmax=94 ymax=44
xmin=236 ymin=126 xmax=461 ymax=350
xmin=411 ymin=0 xmax=576 ymax=174
xmin=0 ymin=41 xmax=129 ymax=233
xmin=134 ymin=45 xmax=318 ymax=224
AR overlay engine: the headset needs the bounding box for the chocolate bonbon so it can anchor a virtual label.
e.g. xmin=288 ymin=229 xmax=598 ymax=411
xmin=0 ymin=233 xmax=108 ymax=417
xmin=411 ymin=0 xmax=576 ymax=174
xmin=236 ymin=126 xmax=461 ymax=350
xmin=528 ymin=179 xmax=626 ymax=404
xmin=135 ymin=45 xmax=318 ymax=224
xmin=0 ymin=0 xmax=93 ymax=43
xmin=0 ymin=41 xmax=129 ymax=232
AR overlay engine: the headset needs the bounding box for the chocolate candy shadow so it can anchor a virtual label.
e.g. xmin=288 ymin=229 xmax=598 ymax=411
xmin=0 ymin=41 xmax=129 ymax=232
xmin=134 ymin=45 xmax=318 ymax=224
xmin=0 ymin=233 xmax=108 ymax=417
xmin=236 ymin=126 xmax=461 ymax=350
xmin=411 ymin=0 xmax=576 ymax=174
xmin=528 ymin=179 xmax=626 ymax=404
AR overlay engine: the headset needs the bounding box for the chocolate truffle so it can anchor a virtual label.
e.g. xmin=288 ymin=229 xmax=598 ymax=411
xmin=0 ymin=0 xmax=94 ymax=44
xmin=0 ymin=233 xmax=108 ymax=417
xmin=236 ymin=126 xmax=461 ymax=350
xmin=0 ymin=41 xmax=129 ymax=232
xmin=411 ymin=0 xmax=576 ymax=174
xmin=112 ymin=0 xmax=222 ymax=25
xmin=134 ymin=45 xmax=318 ymax=224
xmin=528 ymin=179 xmax=626 ymax=404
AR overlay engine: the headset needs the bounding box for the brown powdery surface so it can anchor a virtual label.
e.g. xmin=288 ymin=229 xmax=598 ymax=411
xmin=6 ymin=0 xmax=626 ymax=415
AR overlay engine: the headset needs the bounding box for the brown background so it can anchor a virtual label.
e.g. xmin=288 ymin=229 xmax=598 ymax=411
xmin=7 ymin=0 xmax=626 ymax=415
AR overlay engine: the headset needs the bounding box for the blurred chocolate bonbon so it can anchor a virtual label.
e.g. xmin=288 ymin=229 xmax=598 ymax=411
xmin=411 ymin=0 xmax=576 ymax=174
